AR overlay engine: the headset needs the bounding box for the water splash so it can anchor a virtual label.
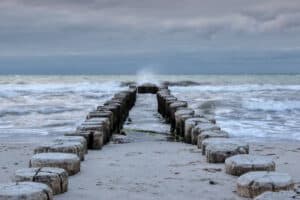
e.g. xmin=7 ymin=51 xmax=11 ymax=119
xmin=136 ymin=68 xmax=160 ymax=85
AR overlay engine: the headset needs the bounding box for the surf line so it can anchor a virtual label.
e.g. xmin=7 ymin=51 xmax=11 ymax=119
xmin=0 ymin=83 xmax=295 ymax=199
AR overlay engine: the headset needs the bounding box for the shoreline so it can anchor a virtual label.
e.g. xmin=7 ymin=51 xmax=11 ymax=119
xmin=1 ymin=86 xmax=300 ymax=199
xmin=1 ymin=138 xmax=300 ymax=199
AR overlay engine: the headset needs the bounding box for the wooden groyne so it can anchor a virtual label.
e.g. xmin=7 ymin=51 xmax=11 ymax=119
xmin=155 ymin=85 xmax=295 ymax=199
xmin=0 ymin=83 xmax=297 ymax=199
xmin=0 ymin=87 xmax=137 ymax=199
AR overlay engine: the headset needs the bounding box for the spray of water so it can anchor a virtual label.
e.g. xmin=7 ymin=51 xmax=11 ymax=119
xmin=136 ymin=68 xmax=160 ymax=85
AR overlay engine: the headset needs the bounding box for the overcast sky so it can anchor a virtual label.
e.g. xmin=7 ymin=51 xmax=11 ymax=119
xmin=0 ymin=0 xmax=300 ymax=74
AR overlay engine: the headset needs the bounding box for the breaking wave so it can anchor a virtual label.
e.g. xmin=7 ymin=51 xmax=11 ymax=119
xmin=243 ymin=99 xmax=300 ymax=112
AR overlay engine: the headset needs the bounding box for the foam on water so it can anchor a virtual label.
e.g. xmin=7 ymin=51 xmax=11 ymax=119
xmin=0 ymin=81 xmax=121 ymax=94
xmin=171 ymin=84 xmax=300 ymax=93
xmin=242 ymin=99 xmax=300 ymax=111
xmin=0 ymin=78 xmax=126 ymax=140
xmin=170 ymin=81 xmax=300 ymax=141
xmin=0 ymin=75 xmax=300 ymax=141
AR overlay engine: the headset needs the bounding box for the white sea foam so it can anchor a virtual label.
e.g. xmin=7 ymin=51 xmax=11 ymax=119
xmin=0 ymin=81 xmax=123 ymax=94
xmin=171 ymin=84 xmax=300 ymax=93
xmin=243 ymin=99 xmax=300 ymax=111
xmin=0 ymin=75 xmax=300 ymax=141
xmin=171 ymin=82 xmax=300 ymax=141
xmin=0 ymin=79 xmax=125 ymax=139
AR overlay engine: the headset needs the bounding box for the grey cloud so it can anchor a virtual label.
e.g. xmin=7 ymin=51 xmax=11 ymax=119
xmin=3 ymin=0 xmax=300 ymax=33
xmin=0 ymin=0 xmax=300 ymax=57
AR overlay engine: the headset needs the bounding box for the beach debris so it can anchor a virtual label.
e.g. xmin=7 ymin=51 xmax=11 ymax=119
xmin=202 ymin=168 xmax=222 ymax=173
xmin=14 ymin=167 xmax=68 ymax=195
xmin=209 ymin=180 xmax=217 ymax=185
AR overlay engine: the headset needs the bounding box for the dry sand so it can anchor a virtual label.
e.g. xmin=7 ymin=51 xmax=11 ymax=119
xmin=1 ymin=139 xmax=300 ymax=200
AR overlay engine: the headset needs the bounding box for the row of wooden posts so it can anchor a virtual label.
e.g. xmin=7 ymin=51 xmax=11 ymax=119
xmin=0 ymin=87 xmax=138 ymax=199
xmin=0 ymin=83 xmax=297 ymax=199
xmin=156 ymin=86 xmax=296 ymax=199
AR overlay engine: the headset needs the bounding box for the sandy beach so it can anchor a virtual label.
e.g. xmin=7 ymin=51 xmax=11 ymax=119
xmin=1 ymin=93 xmax=300 ymax=200
xmin=0 ymin=141 xmax=35 ymax=183
xmin=1 ymin=139 xmax=300 ymax=200
xmin=1 ymin=0 xmax=300 ymax=197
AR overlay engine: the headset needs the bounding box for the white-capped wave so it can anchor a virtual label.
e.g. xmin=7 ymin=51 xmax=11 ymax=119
xmin=36 ymin=106 xmax=82 ymax=114
xmin=0 ymin=79 xmax=126 ymax=139
xmin=243 ymin=99 xmax=300 ymax=111
xmin=0 ymin=108 xmax=32 ymax=117
xmin=216 ymin=116 xmax=298 ymax=139
xmin=171 ymin=84 xmax=300 ymax=93
xmin=0 ymin=81 xmax=123 ymax=94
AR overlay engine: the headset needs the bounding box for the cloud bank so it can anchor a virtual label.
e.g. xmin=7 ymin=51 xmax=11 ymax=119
xmin=0 ymin=0 xmax=299 ymax=73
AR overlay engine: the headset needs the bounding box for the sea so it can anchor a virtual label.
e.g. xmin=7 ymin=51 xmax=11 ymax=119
xmin=0 ymin=74 xmax=299 ymax=142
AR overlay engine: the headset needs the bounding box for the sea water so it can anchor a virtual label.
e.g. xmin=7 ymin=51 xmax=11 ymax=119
xmin=0 ymin=75 xmax=299 ymax=141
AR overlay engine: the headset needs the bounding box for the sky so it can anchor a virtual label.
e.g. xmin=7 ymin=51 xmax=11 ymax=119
xmin=0 ymin=0 xmax=300 ymax=74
